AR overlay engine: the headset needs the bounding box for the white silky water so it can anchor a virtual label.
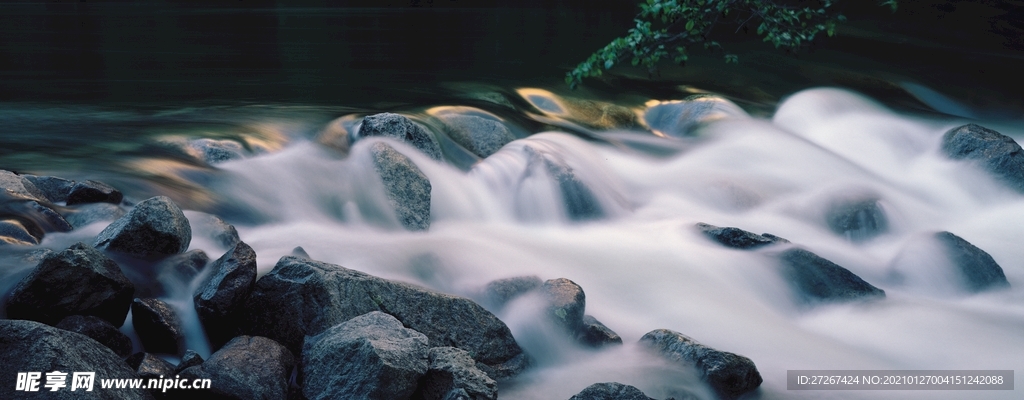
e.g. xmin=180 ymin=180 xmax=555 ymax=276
xmin=15 ymin=87 xmax=1024 ymax=399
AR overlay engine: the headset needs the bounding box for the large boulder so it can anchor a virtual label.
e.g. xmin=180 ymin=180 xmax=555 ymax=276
xmin=696 ymin=223 xmax=788 ymax=249
xmin=243 ymin=256 xmax=524 ymax=376
xmin=370 ymin=142 xmax=432 ymax=231
xmin=438 ymin=114 xmax=515 ymax=158
xmin=132 ymin=298 xmax=185 ymax=355
xmin=193 ymin=242 xmax=257 ymax=348
xmin=55 ymin=315 xmax=133 ymax=358
xmin=542 ymin=278 xmax=586 ymax=333
xmin=302 ymin=311 xmax=428 ymax=400
xmin=360 ymin=113 xmax=443 ymax=159
xmin=414 ymin=347 xmax=497 ymax=400
xmin=778 ymin=248 xmax=886 ymax=303
xmin=639 ymin=329 xmax=761 ymax=400
xmin=0 ymin=319 xmax=152 ymax=400
xmin=66 ymin=180 xmax=123 ymax=206
xmin=94 ymin=196 xmax=192 ymax=260
xmin=825 ymin=198 xmax=888 ymax=242
xmin=941 ymin=124 xmax=1024 ymax=193
xmin=568 ymin=382 xmax=653 ymax=400
xmin=178 ymin=336 xmax=294 ymax=400
xmin=6 ymin=242 xmax=134 ymax=326
xmin=934 ymin=231 xmax=1009 ymax=292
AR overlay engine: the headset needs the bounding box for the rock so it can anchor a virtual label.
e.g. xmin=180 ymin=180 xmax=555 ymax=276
xmin=414 ymin=347 xmax=497 ymax=400
xmin=302 ymin=311 xmax=428 ymax=400
xmin=360 ymin=113 xmax=443 ymax=159
xmin=640 ymin=329 xmax=762 ymax=400
xmin=290 ymin=246 xmax=310 ymax=259
xmin=643 ymin=96 xmax=747 ymax=137
xmin=934 ymin=231 xmax=1009 ymax=292
xmin=0 ymin=170 xmax=43 ymax=199
xmin=126 ymin=352 xmax=176 ymax=380
xmin=778 ymin=248 xmax=886 ymax=303
xmin=575 ymin=315 xmax=622 ymax=348
xmin=941 ymin=124 xmax=1024 ymax=193
xmin=21 ymin=175 xmax=75 ymax=203
xmin=193 ymin=242 xmax=257 ymax=348
xmin=178 ymin=336 xmax=294 ymax=400
xmin=158 ymin=250 xmax=209 ymax=283
xmin=64 ymin=202 xmax=127 ymax=228
xmin=370 ymin=142 xmax=432 ymax=231
xmin=66 ymin=180 xmax=124 ymax=206
xmin=438 ymin=114 xmax=515 ymax=158
xmin=480 ymin=275 xmax=542 ymax=309
xmin=187 ymin=138 xmax=247 ymax=164
xmin=189 ymin=212 xmax=241 ymax=249
xmin=94 ymin=196 xmax=192 ymax=260
xmin=316 ymin=115 xmax=355 ymax=154
xmin=542 ymin=278 xmax=586 ymax=333
xmin=6 ymin=242 xmax=135 ymax=326
xmin=174 ymin=350 xmax=204 ymax=374
xmin=244 ymin=256 xmax=524 ymax=376
xmin=0 ymin=319 xmax=151 ymax=400
xmin=55 ymin=315 xmax=133 ymax=358
xmin=0 ymin=219 xmax=38 ymax=245
xmin=568 ymin=382 xmax=653 ymax=400
xmin=132 ymin=298 xmax=185 ymax=355
xmin=696 ymin=223 xmax=788 ymax=249
xmin=525 ymin=146 xmax=603 ymax=221
xmin=826 ymin=198 xmax=888 ymax=241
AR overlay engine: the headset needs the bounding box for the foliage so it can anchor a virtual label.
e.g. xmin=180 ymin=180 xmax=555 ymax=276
xmin=566 ymin=0 xmax=898 ymax=88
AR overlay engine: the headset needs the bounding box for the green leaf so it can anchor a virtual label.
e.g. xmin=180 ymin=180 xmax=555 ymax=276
xmin=685 ymin=19 xmax=694 ymax=31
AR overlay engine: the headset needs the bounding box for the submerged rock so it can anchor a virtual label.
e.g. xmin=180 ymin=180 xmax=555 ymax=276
xmin=640 ymin=329 xmax=762 ymax=400
xmin=302 ymin=311 xmax=428 ymax=400
xmin=361 ymin=113 xmax=443 ymax=160
xmin=132 ymin=298 xmax=185 ymax=356
xmin=21 ymin=175 xmax=75 ymax=203
xmin=187 ymin=138 xmax=247 ymax=164
xmin=826 ymin=198 xmax=888 ymax=241
xmin=179 ymin=336 xmax=294 ymax=400
xmin=55 ymin=315 xmax=133 ymax=358
xmin=370 ymin=142 xmax=432 ymax=231
xmin=0 ymin=319 xmax=151 ymax=400
xmin=941 ymin=124 xmax=1024 ymax=193
xmin=568 ymin=382 xmax=653 ymax=400
xmin=439 ymin=114 xmax=515 ymax=158
xmin=542 ymin=278 xmax=586 ymax=333
xmin=696 ymin=223 xmax=788 ymax=249
xmin=480 ymin=275 xmax=543 ymax=310
xmin=6 ymin=242 xmax=134 ymax=326
xmin=525 ymin=146 xmax=603 ymax=221
xmin=244 ymin=256 xmax=524 ymax=376
xmin=64 ymin=203 xmax=127 ymax=229
xmin=189 ymin=212 xmax=241 ymax=249
xmin=94 ymin=196 xmax=192 ymax=260
xmin=193 ymin=242 xmax=258 ymax=348
xmin=66 ymin=180 xmax=123 ymax=206
xmin=576 ymin=315 xmax=623 ymax=348
xmin=778 ymin=248 xmax=886 ymax=303
xmin=414 ymin=347 xmax=498 ymax=400
xmin=934 ymin=231 xmax=1009 ymax=292
xmin=643 ymin=96 xmax=747 ymax=137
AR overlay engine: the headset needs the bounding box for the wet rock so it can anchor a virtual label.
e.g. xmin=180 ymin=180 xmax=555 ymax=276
xmin=132 ymin=298 xmax=185 ymax=355
xmin=480 ymin=275 xmax=542 ymax=309
xmin=934 ymin=231 xmax=1009 ymax=292
xmin=302 ymin=311 xmax=428 ymax=400
xmin=174 ymin=350 xmax=204 ymax=374
xmin=0 ymin=219 xmax=38 ymax=245
xmin=0 ymin=170 xmax=44 ymax=199
xmin=0 ymin=319 xmax=151 ymax=400
xmin=414 ymin=347 xmax=497 ymax=400
xmin=127 ymin=352 xmax=176 ymax=380
xmin=6 ymin=242 xmax=135 ymax=326
xmin=439 ymin=114 xmax=515 ymax=158
xmin=189 ymin=212 xmax=240 ymax=249
xmin=941 ymin=124 xmax=1024 ymax=193
xmin=360 ymin=112 xmax=443 ymax=159
xmin=187 ymin=138 xmax=247 ymax=164
xmin=94 ymin=196 xmax=192 ymax=260
xmin=55 ymin=315 xmax=133 ymax=358
xmin=696 ymin=223 xmax=788 ymax=249
xmin=158 ymin=250 xmax=209 ymax=283
xmin=64 ymin=202 xmax=127 ymax=228
xmin=643 ymin=96 xmax=747 ymax=137
xmin=778 ymin=248 xmax=885 ymax=303
xmin=21 ymin=175 xmax=75 ymax=203
xmin=290 ymin=246 xmax=310 ymax=259
xmin=193 ymin=242 xmax=257 ymax=348
xmin=66 ymin=180 xmax=124 ymax=206
xmin=640 ymin=329 xmax=762 ymax=400
xmin=575 ymin=315 xmax=623 ymax=348
xmin=542 ymin=278 xmax=586 ymax=332
xmin=178 ymin=336 xmax=294 ymax=400
xmin=244 ymin=256 xmax=524 ymax=376
xmin=370 ymin=142 xmax=432 ymax=231
xmin=568 ymin=382 xmax=653 ymax=400
xmin=826 ymin=198 xmax=888 ymax=241
xmin=525 ymin=146 xmax=603 ymax=221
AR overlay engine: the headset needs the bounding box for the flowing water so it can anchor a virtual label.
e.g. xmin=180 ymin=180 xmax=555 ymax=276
xmin=2 ymin=85 xmax=1023 ymax=399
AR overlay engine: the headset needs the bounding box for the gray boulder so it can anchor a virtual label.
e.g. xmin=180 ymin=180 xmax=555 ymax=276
xmin=941 ymin=124 xmax=1024 ymax=193
xmin=568 ymin=382 xmax=653 ymax=400
xmin=576 ymin=315 xmax=623 ymax=348
xmin=935 ymin=231 xmax=1009 ymax=292
xmin=0 ymin=170 xmax=45 ymax=200
xmin=132 ymin=298 xmax=185 ymax=355
xmin=302 ymin=311 xmax=428 ymax=400
xmin=826 ymin=198 xmax=888 ymax=242
xmin=66 ymin=180 xmax=123 ymax=206
xmin=55 ymin=315 xmax=133 ymax=358
xmin=193 ymin=242 xmax=257 ymax=348
xmin=480 ymin=275 xmax=542 ymax=310
xmin=414 ymin=347 xmax=497 ymax=400
xmin=542 ymin=278 xmax=586 ymax=332
xmin=244 ymin=256 xmax=524 ymax=376
xmin=696 ymin=223 xmax=788 ymax=249
xmin=178 ymin=336 xmax=294 ymax=400
xmin=6 ymin=242 xmax=134 ymax=326
xmin=640 ymin=329 xmax=761 ymax=400
xmin=361 ymin=113 xmax=442 ymax=159
xmin=94 ymin=196 xmax=192 ymax=260
xmin=778 ymin=248 xmax=886 ymax=303
xmin=0 ymin=319 xmax=152 ymax=400
xmin=439 ymin=114 xmax=515 ymax=158
xmin=21 ymin=175 xmax=75 ymax=203
xmin=64 ymin=202 xmax=127 ymax=229
xmin=371 ymin=142 xmax=432 ymax=231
